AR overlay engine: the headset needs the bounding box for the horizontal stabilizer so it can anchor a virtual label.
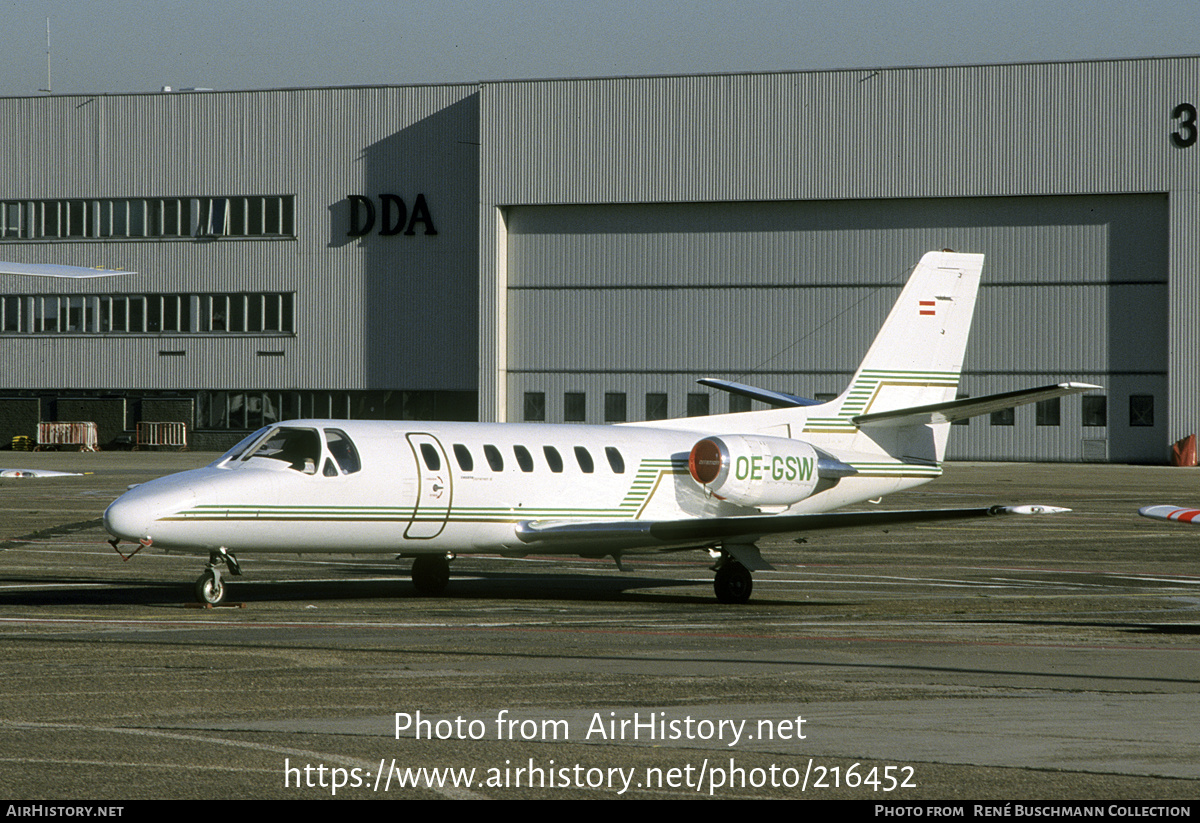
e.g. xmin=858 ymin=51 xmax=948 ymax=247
xmin=516 ymin=504 xmax=1068 ymax=548
xmin=0 ymin=261 xmax=136 ymax=278
xmin=853 ymin=382 xmax=1101 ymax=428
xmin=697 ymin=378 xmax=821 ymax=408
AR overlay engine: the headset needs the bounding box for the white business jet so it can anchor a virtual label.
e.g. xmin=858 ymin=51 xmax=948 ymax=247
xmin=102 ymin=251 xmax=1097 ymax=605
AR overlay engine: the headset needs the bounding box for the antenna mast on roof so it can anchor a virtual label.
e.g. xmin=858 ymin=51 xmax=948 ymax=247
xmin=39 ymin=18 xmax=51 ymax=94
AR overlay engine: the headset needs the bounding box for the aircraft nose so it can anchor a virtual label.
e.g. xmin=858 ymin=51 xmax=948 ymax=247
xmin=103 ymin=493 xmax=154 ymax=541
xmin=103 ymin=480 xmax=196 ymax=542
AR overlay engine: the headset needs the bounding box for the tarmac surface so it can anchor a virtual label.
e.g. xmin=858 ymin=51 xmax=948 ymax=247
xmin=1 ymin=451 xmax=1200 ymax=799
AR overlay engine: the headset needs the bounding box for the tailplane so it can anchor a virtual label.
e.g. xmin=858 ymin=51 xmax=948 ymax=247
xmin=804 ymin=250 xmax=983 ymax=439
xmin=662 ymin=250 xmax=1097 ymax=466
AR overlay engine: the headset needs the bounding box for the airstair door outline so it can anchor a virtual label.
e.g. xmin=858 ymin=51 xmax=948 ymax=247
xmin=405 ymin=433 xmax=451 ymax=539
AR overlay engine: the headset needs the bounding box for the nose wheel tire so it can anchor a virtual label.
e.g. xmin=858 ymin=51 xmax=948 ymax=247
xmin=195 ymin=569 xmax=226 ymax=605
xmin=714 ymin=561 xmax=753 ymax=604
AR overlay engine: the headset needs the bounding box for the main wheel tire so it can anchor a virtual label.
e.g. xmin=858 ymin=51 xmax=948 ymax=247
xmin=195 ymin=569 xmax=226 ymax=605
xmin=411 ymin=555 xmax=450 ymax=596
xmin=714 ymin=562 xmax=753 ymax=604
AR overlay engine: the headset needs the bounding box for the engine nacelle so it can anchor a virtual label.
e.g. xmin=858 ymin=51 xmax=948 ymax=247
xmin=688 ymin=435 xmax=820 ymax=507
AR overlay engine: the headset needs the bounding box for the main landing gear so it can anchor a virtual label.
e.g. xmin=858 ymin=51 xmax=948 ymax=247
xmin=712 ymin=554 xmax=753 ymax=604
xmin=410 ymin=553 xmax=452 ymax=595
xmin=194 ymin=547 xmax=241 ymax=606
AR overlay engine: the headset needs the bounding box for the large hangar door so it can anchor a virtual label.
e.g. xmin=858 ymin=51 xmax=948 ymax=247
xmin=505 ymin=195 xmax=1168 ymax=463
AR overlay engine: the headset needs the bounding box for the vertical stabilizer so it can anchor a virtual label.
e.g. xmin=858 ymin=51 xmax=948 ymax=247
xmin=803 ymin=251 xmax=983 ymax=457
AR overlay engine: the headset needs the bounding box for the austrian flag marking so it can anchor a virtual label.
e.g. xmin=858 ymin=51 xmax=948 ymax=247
xmin=918 ymin=300 xmax=937 ymax=316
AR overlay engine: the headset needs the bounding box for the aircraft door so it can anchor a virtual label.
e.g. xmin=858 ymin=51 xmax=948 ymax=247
xmin=405 ymin=433 xmax=451 ymax=539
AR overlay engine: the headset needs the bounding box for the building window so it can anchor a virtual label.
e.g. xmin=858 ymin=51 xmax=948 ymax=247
xmin=1130 ymin=395 xmax=1155 ymax=427
xmin=645 ymin=392 xmax=668 ymax=421
xmin=990 ymin=408 xmax=1014 ymax=426
xmin=1082 ymin=395 xmax=1107 ymax=427
xmin=687 ymin=393 xmax=709 ymax=417
xmin=523 ymin=392 xmax=545 ymax=422
xmin=1035 ymin=398 xmax=1060 ymax=426
xmin=564 ymin=392 xmax=586 ymax=423
xmin=193 ymin=389 xmax=476 ymax=431
xmin=1 ymin=296 xmax=20 ymax=331
xmin=0 ymin=195 xmax=294 ymax=240
xmin=729 ymin=393 xmax=751 ymax=413
xmin=604 ymin=392 xmax=626 ymax=423
xmin=197 ymin=293 xmax=295 ymax=334
xmin=1 ymin=293 xmax=294 ymax=336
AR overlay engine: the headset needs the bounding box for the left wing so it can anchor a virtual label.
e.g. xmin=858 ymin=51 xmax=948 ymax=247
xmin=1139 ymin=505 xmax=1200 ymax=524
xmin=515 ymin=505 xmax=1068 ymax=551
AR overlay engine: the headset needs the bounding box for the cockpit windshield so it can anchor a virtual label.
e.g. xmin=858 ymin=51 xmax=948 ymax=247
xmin=241 ymin=427 xmax=323 ymax=474
xmin=211 ymin=426 xmax=271 ymax=466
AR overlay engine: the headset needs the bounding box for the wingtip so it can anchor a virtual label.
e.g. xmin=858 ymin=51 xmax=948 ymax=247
xmin=990 ymin=504 xmax=1072 ymax=515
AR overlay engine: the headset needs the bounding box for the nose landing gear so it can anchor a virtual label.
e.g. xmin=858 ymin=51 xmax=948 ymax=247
xmin=195 ymin=547 xmax=241 ymax=606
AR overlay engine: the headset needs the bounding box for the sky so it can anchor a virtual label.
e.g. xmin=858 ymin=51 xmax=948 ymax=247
xmin=0 ymin=0 xmax=1197 ymax=97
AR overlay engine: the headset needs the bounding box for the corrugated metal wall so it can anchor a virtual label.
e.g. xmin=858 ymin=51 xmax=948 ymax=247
xmin=502 ymin=195 xmax=1166 ymax=461
xmin=480 ymin=57 xmax=1200 ymax=461
xmin=0 ymin=85 xmax=480 ymax=392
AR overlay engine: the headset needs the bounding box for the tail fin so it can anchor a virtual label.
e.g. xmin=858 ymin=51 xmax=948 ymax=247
xmin=804 ymin=251 xmax=983 ymax=447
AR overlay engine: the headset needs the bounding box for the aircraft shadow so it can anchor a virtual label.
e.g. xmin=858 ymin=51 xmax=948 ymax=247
xmin=0 ymin=571 xmax=797 ymax=607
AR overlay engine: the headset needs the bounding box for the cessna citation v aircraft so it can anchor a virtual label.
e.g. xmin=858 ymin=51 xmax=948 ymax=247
xmin=103 ymin=251 xmax=1097 ymax=605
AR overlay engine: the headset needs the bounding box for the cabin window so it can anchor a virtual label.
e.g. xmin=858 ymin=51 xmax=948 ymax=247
xmin=543 ymin=446 xmax=563 ymax=472
xmin=513 ymin=445 xmax=534 ymax=472
xmin=324 ymin=429 xmax=362 ymax=474
xmin=484 ymin=444 xmax=504 ymax=471
xmin=574 ymin=446 xmax=594 ymax=473
xmin=419 ymin=442 xmax=441 ymax=471
xmin=605 ymin=447 xmax=625 ymax=473
xmin=453 ymin=443 xmax=474 ymax=471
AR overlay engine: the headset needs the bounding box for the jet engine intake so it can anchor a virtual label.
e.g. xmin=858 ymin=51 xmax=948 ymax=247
xmin=688 ymin=435 xmax=820 ymax=507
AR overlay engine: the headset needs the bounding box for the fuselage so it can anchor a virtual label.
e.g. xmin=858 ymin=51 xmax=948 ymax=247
xmin=102 ymin=417 xmax=934 ymax=557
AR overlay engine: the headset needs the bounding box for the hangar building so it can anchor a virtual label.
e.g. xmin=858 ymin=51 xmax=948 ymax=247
xmin=0 ymin=56 xmax=1195 ymax=461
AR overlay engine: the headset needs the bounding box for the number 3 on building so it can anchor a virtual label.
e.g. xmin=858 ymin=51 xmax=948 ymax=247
xmin=1172 ymin=103 xmax=1197 ymax=148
